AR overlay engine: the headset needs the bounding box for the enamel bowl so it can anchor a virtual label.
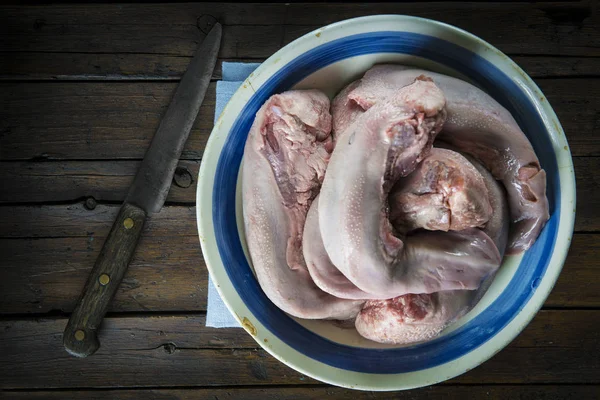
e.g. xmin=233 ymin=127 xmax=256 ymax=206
xmin=196 ymin=15 xmax=575 ymax=391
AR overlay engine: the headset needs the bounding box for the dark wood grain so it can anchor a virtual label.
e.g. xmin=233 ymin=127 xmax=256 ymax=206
xmin=538 ymin=80 xmax=600 ymax=158
xmin=0 ymin=2 xmax=597 ymax=57
xmin=63 ymin=203 xmax=146 ymax=358
xmin=0 ymin=203 xmax=197 ymax=238
xmin=0 ymin=55 xmax=260 ymax=82
xmin=0 ymin=235 xmax=207 ymax=314
xmin=2 ymin=315 xmax=254 ymax=352
xmin=0 ymin=311 xmax=598 ymax=389
xmin=1 ymin=53 xmax=598 ymax=81
xmin=4 ymin=386 xmax=600 ymax=400
xmin=549 ymin=234 xmax=600 ymax=308
xmin=0 ymin=160 xmax=200 ymax=203
xmin=574 ymin=158 xmax=600 ymax=232
xmin=0 ymin=221 xmax=596 ymax=313
xmin=1 ymin=78 xmax=599 ymax=160
xmin=0 ymin=82 xmax=215 ymax=161
xmin=1 ymin=23 xmax=283 ymax=58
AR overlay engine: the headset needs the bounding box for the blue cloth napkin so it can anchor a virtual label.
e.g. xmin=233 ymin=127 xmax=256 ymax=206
xmin=206 ymin=62 xmax=261 ymax=328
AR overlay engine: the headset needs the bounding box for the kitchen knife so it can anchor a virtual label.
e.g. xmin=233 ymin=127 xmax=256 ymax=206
xmin=63 ymin=23 xmax=222 ymax=358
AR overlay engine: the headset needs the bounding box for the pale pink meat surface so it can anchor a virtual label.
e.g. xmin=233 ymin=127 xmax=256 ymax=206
xmin=242 ymin=90 xmax=363 ymax=320
xmin=319 ymin=77 xmax=501 ymax=299
xmin=356 ymin=153 xmax=510 ymax=344
xmin=330 ymin=80 xmax=364 ymax=141
xmin=242 ymin=66 xmax=526 ymax=344
xmin=462 ymin=151 xmax=510 ymax=254
xmin=331 ymin=65 xmax=410 ymax=140
xmin=304 ymin=148 xmax=497 ymax=301
xmin=303 ymin=194 xmax=373 ymax=300
xmin=355 ymin=292 xmax=472 ymax=344
xmin=333 ymin=64 xmax=549 ymax=253
xmin=390 ymin=148 xmax=492 ymax=233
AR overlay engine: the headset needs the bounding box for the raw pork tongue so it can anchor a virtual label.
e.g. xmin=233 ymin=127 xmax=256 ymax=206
xmin=334 ymin=65 xmax=549 ymax=253
xmin=389 ymin=148 xmax=493 ymax=233
xmin=355 ymin=155 xmax=509 ymax=344
xmin=303 ymin=194 xmax=373 ymax=300
xmin=355 ymin=292 xmax=473 ymax=344
xmin=319 ymin=77 xmax=501 ymax=299
xmin=304 ymin=148 xmax=495 ymax=301
xmin=242 ymin=90 xmax=363 ymax=320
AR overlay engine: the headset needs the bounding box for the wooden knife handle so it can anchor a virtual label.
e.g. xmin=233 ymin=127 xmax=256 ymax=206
xmin=63 ymin=203 xmax=146 ymax=357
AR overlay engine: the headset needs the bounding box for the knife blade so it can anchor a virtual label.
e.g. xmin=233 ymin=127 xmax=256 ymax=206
xmin=63 ymin=23 xmax=222 ymax=358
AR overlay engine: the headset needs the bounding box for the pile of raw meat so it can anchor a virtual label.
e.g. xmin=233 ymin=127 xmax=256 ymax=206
xmin=242 ymin=65 xmax=549 ymax=345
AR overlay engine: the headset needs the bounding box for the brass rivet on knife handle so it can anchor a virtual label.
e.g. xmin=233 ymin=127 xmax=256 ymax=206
xmin=63 ymin=203 xmax=146 ymax=357
xmin=123 ymin=218 xmax=134 ymax=230
xmin=74 ymin=330 xmax=85 ymax=341
xmin=98 ymin=274 xmax=110 ymax=286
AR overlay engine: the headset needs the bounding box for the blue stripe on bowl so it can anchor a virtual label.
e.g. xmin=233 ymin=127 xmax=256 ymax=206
xmin=212 ymin=31 xmax=560 ymax=373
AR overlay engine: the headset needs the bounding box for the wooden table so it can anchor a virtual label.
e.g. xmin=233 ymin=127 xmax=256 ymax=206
xmin=1 ymin=2 xmax=598 ymax=398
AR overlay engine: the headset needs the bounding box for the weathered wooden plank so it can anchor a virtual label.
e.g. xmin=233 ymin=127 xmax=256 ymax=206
xmin=0 ymin=224 xmax=595 ymax=314
xmin=0 ymin=160 xmax=200 ymax=204
xmin=4 ymin=386 xmax=600 ymax=400
xmin=0 ymin=54 xmax=261 ymax=81
xmin=0 ymin=3 xmax=287 ymax=28
xmin=0 ymin=235 xmax=207 ymax=314
xmin=0 ymin=315 xmax=254 ymax=353
xmin=537 ymin=80 xmax=600 ymax=158
xmin=514 ymin=56 xmax=600 ymax=78
xmin=0 ymin=204 xmax=197 ymax=238
xmin=1 ymin=53 xmax=598 ymax=81
xmin=0 ymin=2 xmax=596 ymax=57
xmin=0 ymin=23 xmax=283 ymax=59
xmin=0 ymin=311 xmax=598 ymax=388
xmin=574 ymin=157 xmax=600 ymax=231
xmin=1 ymin=2 xmax=585 ymax=29
xmin=1 ymin=78 xmax=599 ymax=161
xmin=0 ymin=82 xmax=215 ymax=161
xmin=543 ymin=234 xmax=598 ymax=308
xmin=279 ymin=3 xmax=599 ymax=57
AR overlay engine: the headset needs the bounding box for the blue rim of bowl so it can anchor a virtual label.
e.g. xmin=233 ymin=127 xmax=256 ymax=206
xmin=211 ymin=31 xmax=560 ymax=374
